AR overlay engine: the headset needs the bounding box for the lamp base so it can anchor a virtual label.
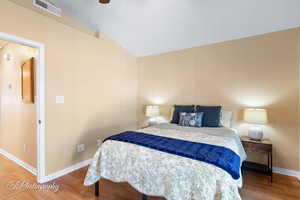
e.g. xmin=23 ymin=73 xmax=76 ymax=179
xmin=248 ymin=126 xmax=263 ymax=141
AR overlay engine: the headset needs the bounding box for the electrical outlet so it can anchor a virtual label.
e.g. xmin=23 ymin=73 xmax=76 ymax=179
xmin=8 ymin=83 xmax=12 ymax=90
xmin=77 ymin=144 xmax=85 ymax=153
xmin=97 ymin=139 xmax=102 ymax=147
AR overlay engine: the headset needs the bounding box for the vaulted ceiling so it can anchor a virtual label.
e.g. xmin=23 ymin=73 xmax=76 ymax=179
xmin=51 ymin=0 xmax=300 ymax=57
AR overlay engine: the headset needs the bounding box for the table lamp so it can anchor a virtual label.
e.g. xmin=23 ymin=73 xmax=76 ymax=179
xmin=145 ymin=105 xmax=160 ymax=126
xmin=244 ymin=108 xmax=268 ymax=141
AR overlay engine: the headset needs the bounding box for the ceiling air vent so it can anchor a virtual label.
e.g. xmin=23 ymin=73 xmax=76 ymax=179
xmin=33 ymin=0 xmax=62 ymax=17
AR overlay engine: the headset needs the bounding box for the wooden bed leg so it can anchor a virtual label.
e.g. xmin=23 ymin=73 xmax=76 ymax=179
xmin=95 ymin=181 xmax=100 ymax=197
xmin=142 ymin=194 xmax=148 ymax=200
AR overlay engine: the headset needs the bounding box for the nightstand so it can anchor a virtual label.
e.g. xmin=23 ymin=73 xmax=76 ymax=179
xmin=241 ymin=136 xmax=273 ymax=182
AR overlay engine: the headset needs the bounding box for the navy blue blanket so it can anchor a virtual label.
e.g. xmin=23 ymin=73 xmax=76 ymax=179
xmin=104 ymin=131 xmax=241 ymax=179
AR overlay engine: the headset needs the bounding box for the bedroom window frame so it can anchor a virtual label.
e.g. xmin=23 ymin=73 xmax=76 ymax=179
xmin=0 ymin=32 xmax=46 ymax=183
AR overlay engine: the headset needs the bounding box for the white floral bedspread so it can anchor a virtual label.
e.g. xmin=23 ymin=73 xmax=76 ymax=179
xmin=84 ymin=123 xmax=247 ymax=200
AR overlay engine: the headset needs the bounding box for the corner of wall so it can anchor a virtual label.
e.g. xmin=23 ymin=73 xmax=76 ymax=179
xmin=136 ymin=57 xmax=142 ymax=128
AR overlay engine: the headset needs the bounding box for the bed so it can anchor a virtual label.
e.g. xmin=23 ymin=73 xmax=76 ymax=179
xmin=84 ymin=123 xmax=246 ymax=200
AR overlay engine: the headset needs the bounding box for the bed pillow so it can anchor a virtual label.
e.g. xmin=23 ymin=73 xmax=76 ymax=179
xmin=171 ymin=105 xmax=195 ymax=124
xmin=220 ymin=110 xmax=233 ymax=128
xmin=169 ymin=106 xmax=175 ymax=122
xmin=179 ymin=112 xmax=204 ymax=127
xmin=195 ymin=106 xmax=222 ymax=127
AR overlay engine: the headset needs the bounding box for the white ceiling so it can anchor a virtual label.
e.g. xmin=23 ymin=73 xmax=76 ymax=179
xmin=51 ymin=0 xmax=300 ymax=57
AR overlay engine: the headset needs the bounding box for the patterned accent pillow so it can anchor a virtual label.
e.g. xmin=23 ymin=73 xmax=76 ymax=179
xmin=179 ymin=112 xmax=204 ymax=127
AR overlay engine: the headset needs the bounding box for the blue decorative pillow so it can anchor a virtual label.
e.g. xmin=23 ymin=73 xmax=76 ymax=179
xmin=179 ymin=112 xmax=204 ymax=127
xmin=195 ymin=106 xmax=222 ymax=127
xmin=171 ymin=105 xmax=195 ymax=124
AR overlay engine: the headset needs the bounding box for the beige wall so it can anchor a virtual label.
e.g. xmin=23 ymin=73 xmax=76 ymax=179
xmin=0 ymin=0 xmax=138 ymax=174
xmin=138 ymin=28 xmax=300 ymax=171
xmin=0 ymin=43 xmax=37 ymax=167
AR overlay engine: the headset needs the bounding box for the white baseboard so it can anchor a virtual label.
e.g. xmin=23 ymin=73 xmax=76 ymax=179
xmin=40 ymin=158 xmax=92 ymax=183
xmin=0 ymin=148 xmax=37 ymax=175
xmin=273 ymin=167 xmax=300 ymax=180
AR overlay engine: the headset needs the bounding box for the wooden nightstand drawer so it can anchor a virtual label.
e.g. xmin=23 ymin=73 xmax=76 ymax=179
xmin=243 ymin=142 xmax=272 ymax=153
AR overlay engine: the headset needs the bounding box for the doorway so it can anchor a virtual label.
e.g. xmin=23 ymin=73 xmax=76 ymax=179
xmin=0 ymin=32 xmax=45 ymax=183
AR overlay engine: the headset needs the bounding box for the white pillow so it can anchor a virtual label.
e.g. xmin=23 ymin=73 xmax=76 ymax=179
xmin=169 ymin=106 xmax=175 ymax=122
xmin=220 ymin=111 xmax=233 ymax=128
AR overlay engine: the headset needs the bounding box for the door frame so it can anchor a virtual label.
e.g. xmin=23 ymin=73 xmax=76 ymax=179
xmin=0 ymin=32 xmax=46 ymax=183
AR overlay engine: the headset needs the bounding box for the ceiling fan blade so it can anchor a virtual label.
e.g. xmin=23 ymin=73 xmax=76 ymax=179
xmin=99 ymin=0 xmax=110 ymax=4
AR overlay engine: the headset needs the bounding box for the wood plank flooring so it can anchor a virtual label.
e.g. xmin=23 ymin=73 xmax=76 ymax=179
xmin=1 ymin=154 xmax=300 ymax=200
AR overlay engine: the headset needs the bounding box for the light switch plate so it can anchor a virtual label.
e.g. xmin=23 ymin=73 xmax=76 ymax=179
xmin=55 ymin=96 xmax=64 ymax=104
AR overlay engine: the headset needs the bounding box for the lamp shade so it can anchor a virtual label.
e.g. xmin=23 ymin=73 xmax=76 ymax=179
xmin=145 ymin=105 xmax=159 ymax=117
xmin=244 ymin=108 xmax=268 ymax=124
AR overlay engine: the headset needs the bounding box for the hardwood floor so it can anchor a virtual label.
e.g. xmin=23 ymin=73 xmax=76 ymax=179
xmin=1 ymin=154 xmax=300 ymax=200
